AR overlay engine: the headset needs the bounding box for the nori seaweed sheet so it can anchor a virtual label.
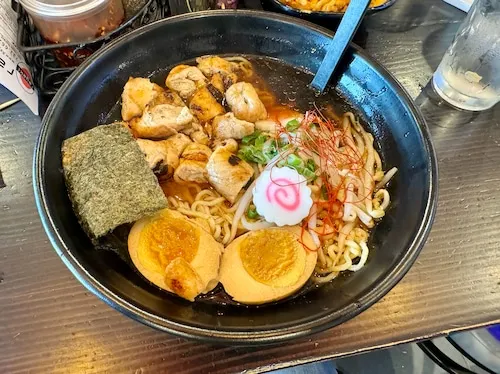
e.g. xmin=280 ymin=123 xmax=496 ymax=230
xmin=94 ymin=223 xmax=133 ymax=264
xmin=62 ymin=123 xmax=167 ymax=238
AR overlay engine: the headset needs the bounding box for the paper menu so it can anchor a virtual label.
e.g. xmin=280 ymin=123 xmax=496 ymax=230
xmin=0 ymin=0 xmax=38 ymax=115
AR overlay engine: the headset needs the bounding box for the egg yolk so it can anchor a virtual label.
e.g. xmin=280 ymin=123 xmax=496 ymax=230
xmin=140 ymin=214 xmax=199 ymax=272
xmin=240 ymin=230 xmax=298 ymax=286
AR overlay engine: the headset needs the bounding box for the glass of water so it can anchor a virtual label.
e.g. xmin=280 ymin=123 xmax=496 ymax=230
xmin=432 ymin=0 xmax=500 ymax=111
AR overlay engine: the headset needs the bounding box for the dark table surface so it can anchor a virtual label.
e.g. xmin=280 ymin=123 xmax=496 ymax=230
xmin=2 ymin=0 xmax=500 ymax=372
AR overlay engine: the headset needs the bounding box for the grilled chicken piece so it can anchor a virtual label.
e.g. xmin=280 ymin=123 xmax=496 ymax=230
xmin=165 ymin=65 xmax=207 ymax=100
xmin=206 ymin=83 xmax=225 ymax=105
xmin=212 ymin=112 xmax=255 ymax=140
xmin=121 ymin=77 xmax=163 ymax=121
xmin=182 ymin=143 xmax=212 ymax=162
xmin=149 ymin=89 xmax=185 ymax=107
xmin=136 ymin=134 xmax=193 ymax=179
xmin=173 ymin=143 xmax=212 ymax=184
xmin=210 ymin=74 xmax=225 ymax=95
xmin=225 ymin=82 xmax=267 ymax=123
xmin=196 ymin=56 xmax=237 ymax=80
xmin=210 ymin=73 xmax=237 ymax=94
xmin=206 ymin=146 xmax=254 ymax=203
xmin=163 ymin=133 xmax=192 ymax=156
xmin=189 ymin=87 xmax=225 ymax=123
xmin=181 ymin=119 xmax=210 ymax=145
xmin=211 ymin=138 xmax=238 ymax=153
xmin=174 ymin=160 xmax=209 ymax=184
xmin=136 ymin=139 xmax=179 ymax=179
xmin=197 ymin=56 xmax=237 ymax=95
xmin=190 ymin=130 xmax=210 ymax=145
xmin=129 ymin=104 xmax=194 ymax=139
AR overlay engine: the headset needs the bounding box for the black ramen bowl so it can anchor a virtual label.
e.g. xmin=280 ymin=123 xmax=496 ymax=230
xmin=34 ymin=10 xmax=437 ymax=345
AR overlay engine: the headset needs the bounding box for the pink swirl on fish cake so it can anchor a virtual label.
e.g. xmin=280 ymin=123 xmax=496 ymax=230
xmin=253 ymin=167 xmax=313 ymax=227
xmin=265 ymin=178 xmax=301 ymax=211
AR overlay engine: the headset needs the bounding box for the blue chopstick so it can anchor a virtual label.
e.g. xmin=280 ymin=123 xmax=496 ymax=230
xmin=310 ymin=0 xmax=371 ymax=93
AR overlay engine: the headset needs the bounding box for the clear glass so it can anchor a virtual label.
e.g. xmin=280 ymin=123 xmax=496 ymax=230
xmin=432 ymin=0 xmax=500 ymax=111
xmin=20 ymin=0 xmax=125 ymax=44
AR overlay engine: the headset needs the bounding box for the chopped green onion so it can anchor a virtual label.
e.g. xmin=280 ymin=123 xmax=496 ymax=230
xmin=241 ymin=131 xmax=261 ymax=145
xmin=306 ymin=158 xmax=317 ymax=172
xmin=285 ymin=119 xmax=301 ymax=131
xmin=238 ymin=146 xmax=266 ymax=164
xmin=238 ymin=131 xmax=278 ymax=164
xmin=262 ymin=140 xmax=277 ymax=160
xmin=301 ymin=167 xmax=316 ymax=180
xmin=281 ymin=154 xmax=317 ymax=180
xmin=287 ymin=154 xmax=303 ymax=167
xmin=247 ymin=205 xmax=259 ymax=219
xmin=254 ymin=134 xmax=267 ymax=147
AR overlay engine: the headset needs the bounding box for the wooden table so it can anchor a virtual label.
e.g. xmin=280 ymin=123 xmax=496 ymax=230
xmin=1 ymin=0 xmax=500 ymax=372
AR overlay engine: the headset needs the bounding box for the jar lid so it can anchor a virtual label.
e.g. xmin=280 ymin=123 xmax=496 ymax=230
xmin=20 ymin=0 xmax=108 ymax=18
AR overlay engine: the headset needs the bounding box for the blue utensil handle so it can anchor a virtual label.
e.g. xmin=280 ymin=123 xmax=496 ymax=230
xmin=311 ymin=0 xmax=371 ymax=93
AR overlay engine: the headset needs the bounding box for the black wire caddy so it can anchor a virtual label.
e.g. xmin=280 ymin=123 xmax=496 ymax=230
xmin=15 ymin=0 xmax=169 ymax=97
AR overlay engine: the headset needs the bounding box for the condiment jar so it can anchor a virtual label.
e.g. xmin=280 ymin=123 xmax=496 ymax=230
xmin=19 ymin=0 xmax=125 ymax=44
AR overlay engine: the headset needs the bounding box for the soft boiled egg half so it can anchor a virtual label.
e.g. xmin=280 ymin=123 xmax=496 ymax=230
xmin=128 ymin=208 xmax=222 ymax=301
xmin=219 ymin=226 xmax=318 ymax=304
